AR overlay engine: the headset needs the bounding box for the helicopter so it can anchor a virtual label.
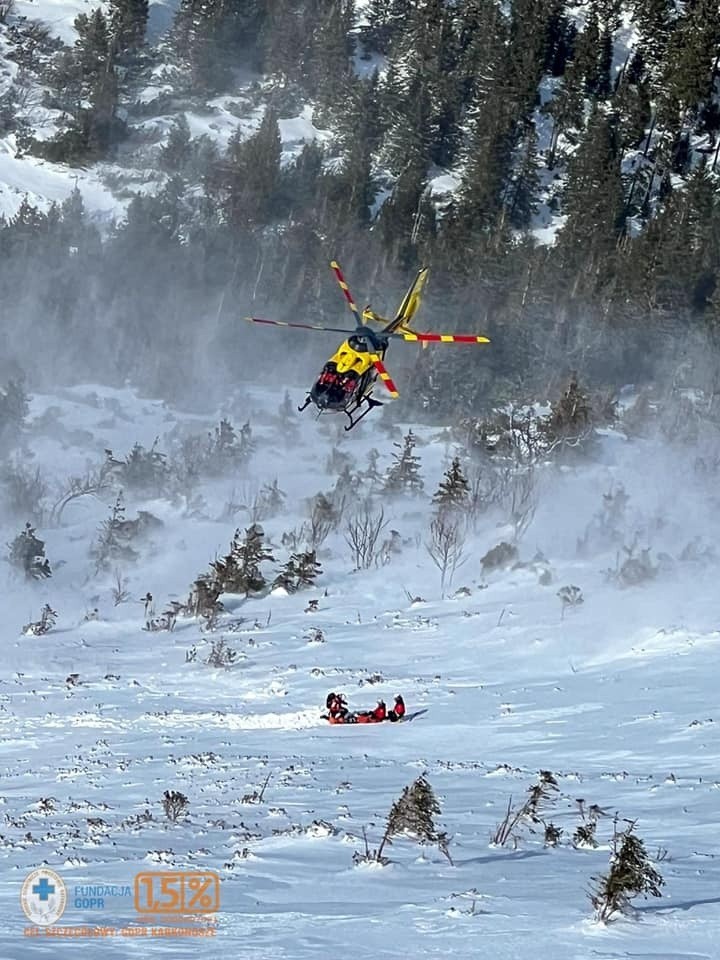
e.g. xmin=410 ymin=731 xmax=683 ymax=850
xmin=246 ymin=261 xmax=490 ymax=431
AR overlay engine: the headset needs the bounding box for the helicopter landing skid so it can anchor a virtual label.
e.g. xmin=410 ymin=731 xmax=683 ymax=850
xmin=344 ymin=395 xmax=383 ymax=431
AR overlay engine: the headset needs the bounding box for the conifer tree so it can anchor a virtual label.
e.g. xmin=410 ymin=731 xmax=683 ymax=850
xmin=272 ymin=557 xmax=297 ymax=592
xmin=108 ymin=0 xmax=149 ymax=54
xmin=384 ymin=429 xmax=424 ymax=493
xmin=558 ymin=104 xmax=626 ymax=273
xmin=174 ymin=0 xmax=263 ymax=92
xmin=0 ymin=377 xmax=29 ymax=441
xmin=591 ymin=819 xmax=664 ymax=921
xmin=433 ymin=457 xmax=470 ymax=510
xmin=160 ymin=115 xmax=192 ymax=173
xmin=211 ymin=524 xmax=275 ymax=596
xmin=375 ymin=775 xmax=443 ymax=860
xmin=293 ymin=549 xmax=322 ymax=588
xmin=92 ymin=492 xmax=138 ymax=571
xmin=361 ymin=0 xmax=411 ymax=55
xmin=307 ymin=0 xmax=354 ymax=114
xmin=613 ymin=71 xmax=652 ymax=155
xmin=572 ymin=8 xmax=612 ymax=100
xmin=377 ymin=160 xmax=435 ymax=270
xmin=381 ymin=0 xmax=460 ymax=173
xmin=261 ymin=0 xmax=306 ymax=84
xmin=56 ymin=8 xmax=125 ymax=159
xmin=187 ymin=572 xmax=223 ymax=618
xmin=8 ymin=523 xmax=52 ymax=580
xmin=503 ymin=122 xmax=541 ymax=228
xmin=507 ymin=0 xmax=564 ymax=113
xmin=273 ymin=549 xmax=322 ymax=591
xmin=634 ymin=0 xmax=675 ymax=85
xmin=321 ymin=76 xmax=378 ymax=230
xmin=222 ymin=109 xmax=283 ymax=226
xmin=634 ymin=163 xmax=718 ymax=314
xmin=456 ymin=0 xmax=508 ymax=109
xmin=661 ymin=0 xmax=720 ymax=124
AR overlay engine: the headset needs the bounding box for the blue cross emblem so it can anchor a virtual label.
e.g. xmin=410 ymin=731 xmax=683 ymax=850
xmin=32 ymin=877 xmax=55 ymax=901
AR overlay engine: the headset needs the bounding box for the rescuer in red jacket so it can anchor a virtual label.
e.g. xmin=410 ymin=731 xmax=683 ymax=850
xmin=388 ymin=695 xmax=405 ymax=722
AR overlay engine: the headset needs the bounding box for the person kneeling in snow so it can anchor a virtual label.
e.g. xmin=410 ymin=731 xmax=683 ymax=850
xmin=355 ymin=699 xmax=386 ymax=722
xmin=388 ymin=695 xmax=405 ymax=722
xmin=325 ymin=691 xmax=349 ymax=721
xmin=373 ymin=699 xmax=387 ymax=721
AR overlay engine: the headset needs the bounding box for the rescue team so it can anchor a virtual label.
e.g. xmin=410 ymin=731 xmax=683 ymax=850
xmin=322 ymin=692 xmax=406 ymax=725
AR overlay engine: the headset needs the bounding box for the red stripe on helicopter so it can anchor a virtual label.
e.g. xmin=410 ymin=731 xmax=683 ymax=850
xmin=330 ymin=261 xmax=359 ymax=314
xmin=407 ymin=333 xmax=490 ymax=343
xmin=372 ymin=358 xmax=400 ymax=398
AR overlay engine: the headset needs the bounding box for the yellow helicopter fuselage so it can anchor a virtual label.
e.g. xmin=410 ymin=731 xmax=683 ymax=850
xmin=328 ymin=338 xmax=375 ymax=377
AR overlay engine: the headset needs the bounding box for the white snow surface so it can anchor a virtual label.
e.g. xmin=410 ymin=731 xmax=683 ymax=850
xmin=0 ymin=138 xmax=122 ymax=220
xmin=12 ymin=0 xmax=96 ymax=44
xmin=1 ymin=383 xmax=720 ymax=958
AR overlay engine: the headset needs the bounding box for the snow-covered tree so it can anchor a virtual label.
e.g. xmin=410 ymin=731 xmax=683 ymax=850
xmin=7 ymin=523 xmax=51 ymax=579
xmin=211 ymin=524 xmax=275 ymax=596
xmin=384 ymin=430 xmax=424 ymax=494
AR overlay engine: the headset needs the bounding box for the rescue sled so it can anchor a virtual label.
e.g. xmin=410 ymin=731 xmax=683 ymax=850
xmin=324 ymin=709 xmax=427 ymax=725
xmin=326 ymin=713 xmax=383 ymax=725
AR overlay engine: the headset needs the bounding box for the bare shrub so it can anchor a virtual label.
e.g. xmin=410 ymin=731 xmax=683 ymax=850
xmin=241 ymin=772 xmax=272 ymax=804
xmin=1 ymin=460 xmax=48 ymax=522
xmin=425 ymin=512 xmax=466 ymax=590
xmin=307 ymin=492 xmax=344 ymax=549
xmin=577 ymin=484 xmax=630 ymax=555
xmin=144 ymin=602 xmax=183 ymax=632
xmin=23 ymin=604 xmax=58 ymax=636
xmin=466 ymin=465 xmax=492 ymax=529
xmin=378 ymin=529 xmax=402 ymax=565
xmin=280 ymin=524 xmax=310 ymax=552
xmin=111 ymin=570 xmax=131 ymax=606
xmin=481 ymin=541 xmax=518 ymax=574
xmin=557 ymin=585 xmax=583 ymax=619
xmin=491 ymin=771 xmax=559 ymax=848
xmin=572 ymin=799 xmax=607 ymax=848
xmin=504 ymin=464 xmax=538 ymax=542
xmin=49 ymin=467 xmax=112 ymax=526
xmin=345 ymin=500 xmax=388 ymax=570
xmin=605 ymin=538 xmax=658 ymax=587
xmin=218 ymin=487 xmax=245 ymax=522
xmin=162 ymin=790 xmax=189 ymax=822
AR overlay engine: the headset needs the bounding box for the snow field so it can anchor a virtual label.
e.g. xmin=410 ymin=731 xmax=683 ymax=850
xmin=1 ymin=384 xmax=719 ymax=958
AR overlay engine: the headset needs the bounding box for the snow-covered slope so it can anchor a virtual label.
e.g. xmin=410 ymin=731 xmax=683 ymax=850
xmin=1 ymin=383 xmax=719 ymax=957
